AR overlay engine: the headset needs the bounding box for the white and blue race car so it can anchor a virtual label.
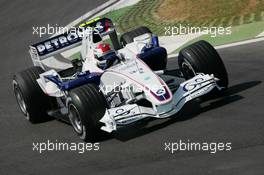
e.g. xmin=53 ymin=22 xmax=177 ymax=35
xmin=13 ymin=18 xmax=228 ymax=141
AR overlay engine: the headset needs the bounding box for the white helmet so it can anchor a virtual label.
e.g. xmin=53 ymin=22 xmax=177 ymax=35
xmin=93 ymin=43 xmax=117 ymax=69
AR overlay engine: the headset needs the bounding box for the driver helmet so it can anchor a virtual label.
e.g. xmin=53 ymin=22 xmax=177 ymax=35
xmin=93 ymin=43 xmax=116 ymax=69
xmin=94 ymin=43 xmax=111 ymax=57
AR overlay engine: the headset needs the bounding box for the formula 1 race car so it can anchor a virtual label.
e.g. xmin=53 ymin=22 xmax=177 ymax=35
xmin=13 ymin=17 xmax=228 ymax=141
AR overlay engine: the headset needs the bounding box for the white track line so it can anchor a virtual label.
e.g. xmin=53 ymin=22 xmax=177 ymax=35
xmin=51 ymin=0 xmax=119 ymax=37
xmin=168 ymin=37 xmax=264 ymax=58
xmin=48 ymin=1 xmax=264 ymax=64
xmin=257 ymin=31 xmax=264 ymax=37
xmin=215 ymin=37 xmax=264 ymax=49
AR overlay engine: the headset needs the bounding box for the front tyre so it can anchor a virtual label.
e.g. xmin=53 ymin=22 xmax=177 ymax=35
xmin=120 ymin=26 xmax=152 ymax=46
xmin=178 ymin=40 xmax=229 ymax=89
xmin=68 ymin=84 xmax=108 ymax=142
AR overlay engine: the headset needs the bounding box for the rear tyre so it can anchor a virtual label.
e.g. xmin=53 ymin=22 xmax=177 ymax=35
xmin=13 ymin=66 xmax=55 ymax=123
xmin=120 ymin=26 xmax=152 ymax=46
xmin=68 ymin=84 xmax=108 ymax=142
xmin=178 ymin=40 xmax=229 ymax=89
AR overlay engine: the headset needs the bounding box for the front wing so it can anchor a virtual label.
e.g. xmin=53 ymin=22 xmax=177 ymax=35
xmin=100 ymin=74 xmax=221 ymax=132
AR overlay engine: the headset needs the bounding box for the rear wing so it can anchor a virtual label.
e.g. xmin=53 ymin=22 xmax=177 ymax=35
xmin=29 ymin=17 xmax=116 ymax=69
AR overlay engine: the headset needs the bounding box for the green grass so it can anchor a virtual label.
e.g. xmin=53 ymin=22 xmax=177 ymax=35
xmin=99 ymin=0 xmax=264 ymax=54
xmin=157 ymin=0 xmax=251 ymax=24
xmin=68 ymin=0 xmax=264 ymax=59
xmin=172 ymin=21 xmax=264 ymax=54
xmin=102 ymin=6 xmax=133 ymax=32
xmin=102 ymin=0 xmax=264 ymax=36
xmin=70 ymin=52 xmax=81 ymax=60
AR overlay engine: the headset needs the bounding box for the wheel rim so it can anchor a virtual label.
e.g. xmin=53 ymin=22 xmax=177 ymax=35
xmin=181 ymin=60 xmax=196 ymax=79
xmin=13 ymin=84 xmax=29 ymax=119
xmin=68 ymin=104 xmax=83 ymax=134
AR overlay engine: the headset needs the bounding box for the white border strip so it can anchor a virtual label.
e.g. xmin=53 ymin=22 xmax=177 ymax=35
xmin=215 ymin=37 xmax=264 ymax=49
xmin=51 ymin=0 xmax=119 ymax=37
xmin=168 ymin=37 xmax=264 ymax=58
xmin=257 ymin=31 xmax=264 ymax=37
xmin=67 ymin=0 xmax=119 ymax=27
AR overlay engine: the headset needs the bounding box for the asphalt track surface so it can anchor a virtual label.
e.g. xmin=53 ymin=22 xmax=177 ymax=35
xmin=0 ymin=1 xmax=264 ymax=175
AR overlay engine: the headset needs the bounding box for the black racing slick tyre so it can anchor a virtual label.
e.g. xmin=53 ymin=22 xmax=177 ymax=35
xmin=13 ymin=66 xmax=55 ymax=123
xmin=68 ymin=84 xmax=108 ymax=142
xmin=120 ymin=26 xmax=152 ymax=46
xmin=178 ymin=40 xmax=229 ymax=89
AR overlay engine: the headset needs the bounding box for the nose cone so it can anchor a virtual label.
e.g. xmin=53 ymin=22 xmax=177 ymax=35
xmin=109 ymin=59 xmax=172 ymax=105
